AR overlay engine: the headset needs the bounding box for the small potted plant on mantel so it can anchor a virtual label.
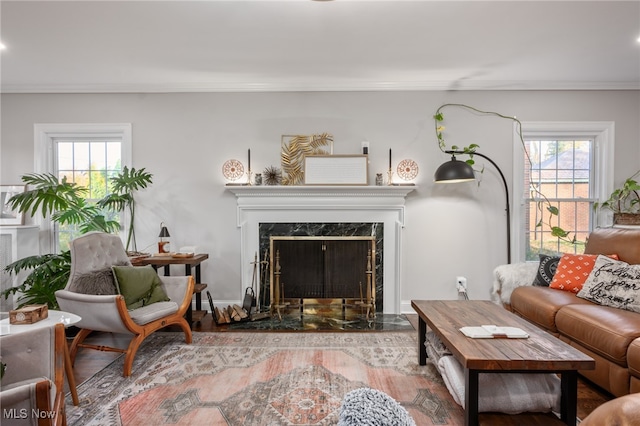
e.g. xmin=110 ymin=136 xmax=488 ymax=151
xmin=596 ymin=170 xmax=640 ymax=226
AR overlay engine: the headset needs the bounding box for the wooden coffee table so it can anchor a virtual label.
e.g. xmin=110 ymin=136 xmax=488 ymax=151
xmin=411 ymin=300 xmax=595 ymax=426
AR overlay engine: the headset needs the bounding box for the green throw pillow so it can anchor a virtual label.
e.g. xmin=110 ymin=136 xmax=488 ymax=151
xmin=112 ymin=265 xmax=170 ymax=309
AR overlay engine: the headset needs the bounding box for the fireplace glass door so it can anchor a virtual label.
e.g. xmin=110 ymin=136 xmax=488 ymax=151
xmin=270 ymin=236 xmax=375 ymax=300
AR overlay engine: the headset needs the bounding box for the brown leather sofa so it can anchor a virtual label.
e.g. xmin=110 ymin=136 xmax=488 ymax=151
xmin=510 ymin=227 xmax=640 ymax=397
xmin=581 ymin=392 xmax=640 ymax=426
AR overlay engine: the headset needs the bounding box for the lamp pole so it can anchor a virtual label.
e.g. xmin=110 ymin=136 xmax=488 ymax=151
xmin=446 ymin=150 xmax=511 ymax=264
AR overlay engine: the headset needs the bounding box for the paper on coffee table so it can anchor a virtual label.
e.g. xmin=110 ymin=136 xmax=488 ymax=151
xmin=459 ymin=325 xmax=529 ymax=339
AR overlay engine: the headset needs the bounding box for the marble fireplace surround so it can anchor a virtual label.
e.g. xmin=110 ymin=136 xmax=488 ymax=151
xmin=227 ymin=185 xmax=414 ymax=314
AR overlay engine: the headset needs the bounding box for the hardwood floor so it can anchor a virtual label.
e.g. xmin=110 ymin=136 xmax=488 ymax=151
xmin=68 ymin=313 xmax=612 ymax=425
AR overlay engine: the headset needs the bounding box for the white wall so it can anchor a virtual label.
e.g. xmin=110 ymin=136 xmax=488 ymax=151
xmin=1 ymin=90 xmax=639 ymax=311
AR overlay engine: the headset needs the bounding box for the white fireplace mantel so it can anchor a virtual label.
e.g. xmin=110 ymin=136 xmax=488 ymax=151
xmin=227 ymin=185 xmax=415 ymax=314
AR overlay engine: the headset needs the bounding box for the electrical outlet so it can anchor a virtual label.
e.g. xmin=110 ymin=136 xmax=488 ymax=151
xmin=456 ymin=276 xmax=467 ymax=292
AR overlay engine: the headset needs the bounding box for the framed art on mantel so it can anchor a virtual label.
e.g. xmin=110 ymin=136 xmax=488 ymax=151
xmin=281 ymin=133 xmax=333 ymax=185
xmin=304 ymin=155 xmax=369 ymax=185
xmin=1 ymin=185 xmax=26 ymax=225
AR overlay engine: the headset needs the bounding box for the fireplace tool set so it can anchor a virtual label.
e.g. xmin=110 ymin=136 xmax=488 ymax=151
xmin=209 ymin=246 xmax=376 ymax=324
xmin=208 ymin=252 xmax=270 ymax=324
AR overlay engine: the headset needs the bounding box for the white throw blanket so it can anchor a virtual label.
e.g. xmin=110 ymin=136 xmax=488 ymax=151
xmin=437 ymin=355 xmax=561 ymax=414
xmin=425 ymin=331 xmax=452 ymax=372
xmin=491 ymin=262 xmax=539 ymax=306
xmin=425 ymin=329 xmax=561 ymax=415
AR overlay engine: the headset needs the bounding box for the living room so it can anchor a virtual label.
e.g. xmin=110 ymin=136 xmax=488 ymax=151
xmin=1 ymin=1 xmax=639 ymax=425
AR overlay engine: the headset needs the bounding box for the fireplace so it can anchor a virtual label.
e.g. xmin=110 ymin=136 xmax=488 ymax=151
xmin=259 ymin=223 xmax=382 ymax=311
xmin=271 ymin=236 xmax=375 ymax=299
xmin=227 ymin=185 xmax=414 ymax=314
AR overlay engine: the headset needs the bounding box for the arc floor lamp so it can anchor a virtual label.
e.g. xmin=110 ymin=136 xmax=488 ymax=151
xmin=434 ymin=150 xmax=512 ymax=264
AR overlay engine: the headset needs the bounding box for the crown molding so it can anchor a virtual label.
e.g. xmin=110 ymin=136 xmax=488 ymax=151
xmin=1 ymin=80 xmax=638 ymax=94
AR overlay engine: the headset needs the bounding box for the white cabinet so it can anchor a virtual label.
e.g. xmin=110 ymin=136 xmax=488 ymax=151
xmin=0 ymin=226 xmax=39 ymax=311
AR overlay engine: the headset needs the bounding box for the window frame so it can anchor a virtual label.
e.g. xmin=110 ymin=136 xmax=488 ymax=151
xmin=511 ymin=121 xmax=614 ymax=262
xmin=34 ymin=123 xmax=132 ymax=253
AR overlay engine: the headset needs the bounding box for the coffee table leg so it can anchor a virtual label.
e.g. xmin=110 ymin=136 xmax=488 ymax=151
xmin=560 ymin=370 xmax=578 ymax=425
xmin=418 ymin=316 xmax=427 ymax=365
xmin=465 ymin=368 xmax=479 ymax=426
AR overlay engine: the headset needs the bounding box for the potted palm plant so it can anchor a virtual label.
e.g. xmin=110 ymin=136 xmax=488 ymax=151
xmin=595 ymin=170 xmax=640 ymax=226
xmin=1 ymin=167 xmax=153 ymax=309
xmin=96 ymin=166 xmax=153 ymax=253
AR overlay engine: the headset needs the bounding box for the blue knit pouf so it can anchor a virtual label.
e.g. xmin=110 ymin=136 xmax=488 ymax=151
xmin=338 ymin=387 xmax=416 ymax=426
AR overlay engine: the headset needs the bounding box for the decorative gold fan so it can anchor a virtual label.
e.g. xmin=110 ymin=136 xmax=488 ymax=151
xmin=281 ymin=133 xmax=333 ymax=185
xmin=222 ymin=159 xmax=244 ymax=181
xmin=397 ymin=159 xmax=419 ymax=181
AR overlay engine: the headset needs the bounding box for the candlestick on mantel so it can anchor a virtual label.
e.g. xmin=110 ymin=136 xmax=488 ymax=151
xmin=388 ymin=148 xmax=393 ymax=185
xmin=246 ymin=149 xmax=253 ymax=185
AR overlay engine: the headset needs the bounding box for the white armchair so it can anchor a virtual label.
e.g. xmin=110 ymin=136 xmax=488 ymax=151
xmin=0 ymin=323 xmax=66 ymax=426
xmin=55 ymin=232 xmax=194 ymax=377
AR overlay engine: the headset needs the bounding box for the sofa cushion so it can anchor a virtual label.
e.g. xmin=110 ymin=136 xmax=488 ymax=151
xmin=510 ymin=286 xmax=592 ymax=333
xmin=627 ymin=338 xmax=640 ymax=379
xmin=532 ymin=254 xmax=560 ymax=287
xmin=580 ymin=392 xmax=640 ymax=426
xmin=577 ymin=255 xmax=640 ymax=313
xmin=128 ymin=301 xmax=179 ymax=325
xmin=556 ymin=303 xmax=640 ymax=366
xmin=549 ymin=253 xmax=601 ymax=293
xmin=584 ymin=227 xmax=640 ymax=265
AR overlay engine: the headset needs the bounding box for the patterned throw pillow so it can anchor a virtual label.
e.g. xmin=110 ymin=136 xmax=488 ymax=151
xmin=577 ymin=255 xmax=640 ymax=313
xmin=69 ymin=266 xmax=118 ymax=295
xmin=532 ymin=254 xmax=560 ymax=287
xmin=549 ymin=253 xmax=619 ymax=293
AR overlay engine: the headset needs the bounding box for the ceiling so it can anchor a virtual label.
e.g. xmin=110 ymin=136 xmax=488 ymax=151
xmin=1 ymin=0 xmax=639 ymax=93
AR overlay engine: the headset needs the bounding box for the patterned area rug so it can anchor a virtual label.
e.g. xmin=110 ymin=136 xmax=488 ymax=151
xmin=66 ymin=331 xmax=462 ymax=425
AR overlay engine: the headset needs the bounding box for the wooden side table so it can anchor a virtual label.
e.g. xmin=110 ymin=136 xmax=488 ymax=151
xmin=130 ymin=254 xmax=209 ymax=327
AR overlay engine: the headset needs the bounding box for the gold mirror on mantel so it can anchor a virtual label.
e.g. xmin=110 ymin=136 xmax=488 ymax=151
xmin=281 ymin=133 xmax=333 ymax=185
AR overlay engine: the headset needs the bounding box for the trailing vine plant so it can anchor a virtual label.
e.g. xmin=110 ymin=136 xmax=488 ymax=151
xmin=434 ymin=103 xmax=574 ymax=244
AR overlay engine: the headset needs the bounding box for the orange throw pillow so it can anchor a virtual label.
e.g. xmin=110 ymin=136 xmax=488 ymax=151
xmin=549 ymin=253 xmax=619 ymax=293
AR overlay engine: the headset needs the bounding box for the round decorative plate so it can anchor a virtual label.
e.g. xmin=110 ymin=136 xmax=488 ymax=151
xmin=397 ymin=159 xmax=419 ymax=181
xmin=222 ymin=159 xmax=244 ymax=181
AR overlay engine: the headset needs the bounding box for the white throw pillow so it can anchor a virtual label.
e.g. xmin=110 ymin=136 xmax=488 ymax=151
xmin=577 ymin=255 xmax=640 ymax=313
xmin=437 ymin=355 xmax=560 ymax=414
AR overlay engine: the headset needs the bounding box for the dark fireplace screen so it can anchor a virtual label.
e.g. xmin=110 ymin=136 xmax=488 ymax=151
xmin=258 ymin=222 xmax=383 ymax=312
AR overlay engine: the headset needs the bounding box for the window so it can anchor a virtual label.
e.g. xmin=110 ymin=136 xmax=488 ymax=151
xmin=513 ymin=122 xmax=614 ymax=262
xmin=34 ymin=124 xmax=131 ymax=253
xmin=524 ymin=138 xmax=595 ymax=258
xmin=54 ymin=138 xmax=123 ymax=250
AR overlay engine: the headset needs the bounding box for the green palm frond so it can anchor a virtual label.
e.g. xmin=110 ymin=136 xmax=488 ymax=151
xmin=109 ymin=166 xmax=153 ymax=194
xmin=79 ymin=214 xmax=120 ymax=234
xmin=7 ymin=173 xmax=87 ymax=218
xmin=2 ymin=252 xmax=72 ymax=309
xmin=96 ymin=193 xmax=132 ymax=212
xmin=51 ymin=201 xmax=97 ymax=225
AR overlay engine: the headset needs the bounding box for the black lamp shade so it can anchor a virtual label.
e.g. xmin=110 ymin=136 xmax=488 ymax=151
xmin=158 ymin=224 xmax=170 ymax=238
xmin=434 ymin=156 xmax=475 ymax=183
